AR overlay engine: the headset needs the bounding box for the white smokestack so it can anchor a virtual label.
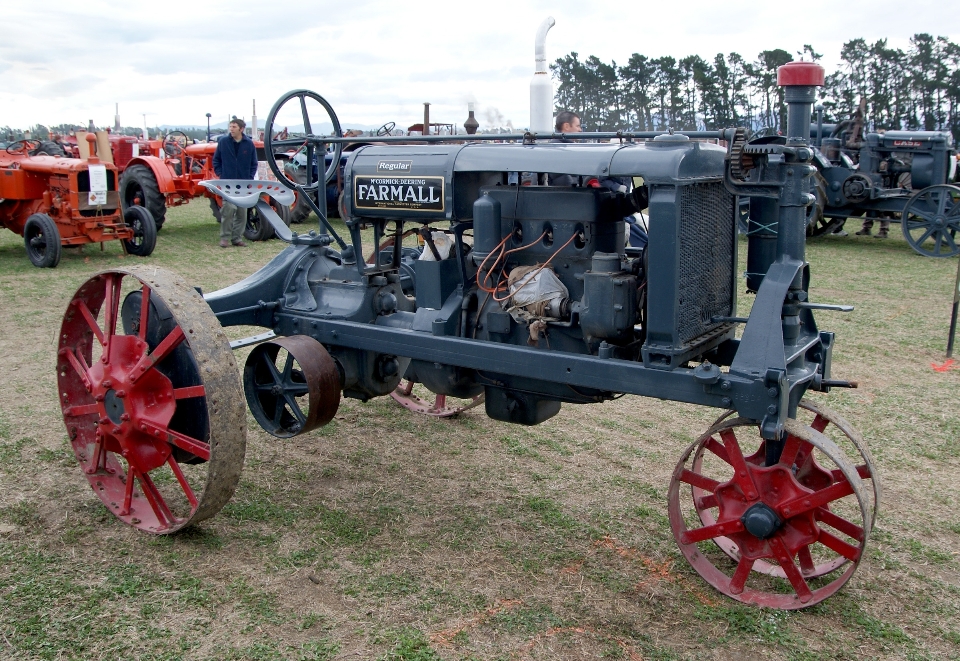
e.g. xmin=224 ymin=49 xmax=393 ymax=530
xmin=529 ymin=16 xmax=555 ymax=134
xmin=251 ymin=99 xmax=258 ymax=139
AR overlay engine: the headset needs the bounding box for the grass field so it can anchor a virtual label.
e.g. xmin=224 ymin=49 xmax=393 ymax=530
xmin=0 ymin=201 xmax=959 ymax=660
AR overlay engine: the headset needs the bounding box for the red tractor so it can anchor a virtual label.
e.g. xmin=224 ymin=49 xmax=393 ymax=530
xmin=117 ymin=133 xmax=290 ymax=241
xmin=0 ymin=135 xmax=156 ymax=267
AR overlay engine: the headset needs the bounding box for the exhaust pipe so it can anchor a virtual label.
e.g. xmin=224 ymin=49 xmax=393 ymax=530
xmin=529 ymin=16 xmax=555 ymax=134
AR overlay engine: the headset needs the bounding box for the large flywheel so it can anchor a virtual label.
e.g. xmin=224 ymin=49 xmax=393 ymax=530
xmin=58 ymin=267 xmax=246 ymax=533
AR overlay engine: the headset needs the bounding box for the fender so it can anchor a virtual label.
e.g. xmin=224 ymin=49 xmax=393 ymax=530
xmin=123 ymin=155 xmax=179 ymax=193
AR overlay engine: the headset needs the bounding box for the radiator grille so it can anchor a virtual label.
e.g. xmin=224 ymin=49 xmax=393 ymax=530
xmin=677 ymin=182 xmax=736 ymax=344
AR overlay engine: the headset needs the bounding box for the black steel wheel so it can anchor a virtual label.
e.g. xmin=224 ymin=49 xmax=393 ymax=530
xmin=23 ymin=213 xmax=61 ymax=268
xmin=244 ymin=197 xmax=291 ymax=242
xmin=122 ymin=206 xmax=158 ymax=257
xmin=901 ymin=184 xmax=960 ymax=257
xmin=120 ymin=164 xmax=167 ymax=230
xmin=263 ymin=89 xmax=342 ymax=193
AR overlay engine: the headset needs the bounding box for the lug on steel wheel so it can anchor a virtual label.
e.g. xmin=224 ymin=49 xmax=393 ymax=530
xmin=244 ymin=335 xmax=341 ymax=438
xmin=58 ymin=267 xmax=246 ymax=533
xmin=901 ymin=184 xmax=960 ymax=257
xmin=669 ymin=417 xmax=871 ymax=609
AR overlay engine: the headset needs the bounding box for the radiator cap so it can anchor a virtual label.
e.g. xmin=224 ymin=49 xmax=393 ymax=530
xmin=777 ymin=62 xmax=825 ymax=87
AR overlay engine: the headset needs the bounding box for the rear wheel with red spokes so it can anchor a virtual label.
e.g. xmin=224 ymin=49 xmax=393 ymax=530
xmin=57 ymin=266 xmax=246 ymax=533
xmin=669 ymin=417 xmax=871 ymax=609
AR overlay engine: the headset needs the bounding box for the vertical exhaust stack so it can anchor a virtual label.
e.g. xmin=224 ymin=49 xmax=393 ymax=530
xmin=251 ymin=99 xmax=258 ymax=140
xmin=529 ymin=16 xmax=555 ymax=134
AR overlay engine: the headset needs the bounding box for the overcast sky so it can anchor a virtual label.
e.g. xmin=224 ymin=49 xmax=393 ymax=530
xmin=3 ymin=0 xmax=958 ymax=133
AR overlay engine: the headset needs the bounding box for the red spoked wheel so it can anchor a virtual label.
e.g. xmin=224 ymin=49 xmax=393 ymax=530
xmin=701 ymin=401 xmax=879 ymax=579
xmin=390 ymin=380 xmax=484 ymax=418
xmin=669 ymin=418 xmax=871 ymax=609
xmin=57 ymin=267 xmax=246 ymax=534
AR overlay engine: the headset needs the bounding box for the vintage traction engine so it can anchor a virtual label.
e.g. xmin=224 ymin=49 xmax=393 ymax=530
xmin=57 ymin=64 xmax=878 ymax=609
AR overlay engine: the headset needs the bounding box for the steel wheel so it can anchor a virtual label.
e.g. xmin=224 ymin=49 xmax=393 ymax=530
xmin=901 ymin=184 xmax=960 ymax=257
xmin=701 ymin=402 xmax=878 ymax=579
xmin=244 ymin=336 xmax=341 ymax=438
xmin=58 ymin=267 xmax=246 ymax=533
xmin=669 ymin=418 xmax=871 ymax=609
xmin=390 ymin=380 xmax=485 ymax=418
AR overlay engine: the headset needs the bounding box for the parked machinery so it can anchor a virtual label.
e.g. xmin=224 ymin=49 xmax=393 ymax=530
xmin=58 ymin=65 xmax=878 ymax=609
xmin=0 ymin=134 xmax=156 ymax=267
xmin=741 ymin=107 xmax=960 ymax=256
xmin=115 ymin=135 xmax=291 ymax=240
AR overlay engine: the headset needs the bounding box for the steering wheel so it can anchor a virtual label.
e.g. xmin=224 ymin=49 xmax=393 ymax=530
xmin=376 ymin=122 xmax=396 ymax=137
xmin=264 ymin=90 xmax=342 ymax=193
xmin=6 ymin=139 xmax=42 ymax=154
xmin=163 ymin=131 xmax=189 ymax=158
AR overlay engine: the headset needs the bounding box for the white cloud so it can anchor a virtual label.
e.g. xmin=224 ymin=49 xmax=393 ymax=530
xmin=1 ymin=0 xmax=957 ymax=130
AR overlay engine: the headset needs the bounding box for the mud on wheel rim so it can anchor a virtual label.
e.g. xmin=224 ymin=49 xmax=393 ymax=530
xmin=58 ymin=266 xmax=246 ymax=533
xmin=669 ymin=417 xmax=871 ymax=609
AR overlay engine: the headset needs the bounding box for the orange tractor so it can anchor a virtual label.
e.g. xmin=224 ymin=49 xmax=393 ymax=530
xmin=0 ymin=135 xmax=156 ymax=268
xmin=116 ymin=132 xmax=290 ymax=241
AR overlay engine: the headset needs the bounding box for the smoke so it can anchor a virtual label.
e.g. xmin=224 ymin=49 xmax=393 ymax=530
xmin=483 ymin=106 xmax=513 ymax=131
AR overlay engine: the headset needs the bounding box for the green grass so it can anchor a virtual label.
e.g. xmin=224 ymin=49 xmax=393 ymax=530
xmin=1 ymin=201 xmax=960 ymax=659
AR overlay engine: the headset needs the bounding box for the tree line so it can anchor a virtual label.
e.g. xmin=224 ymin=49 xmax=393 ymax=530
xmin=551 ymin=34 xmax=960 ymax=140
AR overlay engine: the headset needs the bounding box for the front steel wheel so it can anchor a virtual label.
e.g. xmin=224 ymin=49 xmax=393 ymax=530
xmin=58 ymin=267 xmax=246 ymax=533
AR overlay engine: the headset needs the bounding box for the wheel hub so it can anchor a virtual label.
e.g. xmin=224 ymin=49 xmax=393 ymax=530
xmin=741 ymin=502 xmax=781 ymax=539
xmin=89 ymin=334 xmax=177 ymax=473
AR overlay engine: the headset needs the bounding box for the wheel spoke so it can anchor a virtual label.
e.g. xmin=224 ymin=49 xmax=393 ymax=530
xmin=936 ymin=192 xmax=949 ymax=217
xmin=102 ymin=273 xmax=122 ymax=345
xmin=680 ymin=519 xmax=744 ymax=544
xmin=797 ymin=545 xmax=816 ymax=576
xmin=817 ymin=529 xmax=862 ymax=562
xmin=128 ymin=326 xmax=185 ymax=384
xmin=816 ymin=507 xmax=864 ymax=542
xmin=729 ymin=556 xmax=754 ymax=595
xmin=283 ymin=394 xmax=307 ymax=424
xmin=64 ymin=403 xmax=99 ymax=417
xmin=770 ymin=536 xmax=813 ymax=603
xmin=703 ymin=436 xmax=731 ymax=464
xmin=719 ymin=428 xmax=758 ymax=500
xmin=281 ymin=352 xmax=295 ymax=384
xmin=299 ymin=95 xmax=313 ymax=134
xmin=76 ymin=300 xmax=105 ymax=347
xmin=138 ymin=285 xmax=151 ymax=342
xmin=778 ymin=433 xmax=804 ymax=468
xmin=272 ymin=396 xmax=286 ymax=426
xmin=137 ymin=469 xmax=177 ymax=529
xmin=679 ymin=469 xmax=721 ymax=493
xmin=914 ymin=225 xmax=936 ymax=246
xmin=173 ymin=385 xmax=206 ymax=400
xmin=696 ymin=493 xmax=718 ymax=510
xmin=121 ymin=463 xmax=136 ymax=515
xmin=65 ymin=349 xmax=94 ymax=392
xmin=167 ymin=455 xmax=199 ymax=508
xmin=811 ymin=413 xmax=828 ymax=434
xmin=262 ymin=351 xmax=284 ymax=384
xmin=780 ymin=480 xmax=853 ymax=519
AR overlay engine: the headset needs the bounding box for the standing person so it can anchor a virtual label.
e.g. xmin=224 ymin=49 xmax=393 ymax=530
xmin=213 ymin=118 xmax=258 ymax=247
xmin=549 ymin=111 xmax=647 ymax=248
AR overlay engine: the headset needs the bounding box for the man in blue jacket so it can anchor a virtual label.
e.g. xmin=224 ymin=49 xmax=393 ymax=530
xmin=213 ymin=118 xmax=258 ymax=247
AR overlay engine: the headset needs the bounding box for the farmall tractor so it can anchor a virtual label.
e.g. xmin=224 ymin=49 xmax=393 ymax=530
xmin=0 ymin=134 xmax=156 ymax=267
xmin=57 ymin=64 xmax=878 ymax=609
xmin=739 ymin=106 xmax=960 ymax=256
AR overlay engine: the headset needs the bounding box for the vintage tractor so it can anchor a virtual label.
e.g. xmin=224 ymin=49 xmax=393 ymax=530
xmin=739 ymin=107 xmax=960 ymax=256
xmin=117 ymin=135 xmax=291 ymax=241
xmin=1 ymin=135 xmax=156 ymax=267
xmin=58 ymin=65 xmax=877 ymax=610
